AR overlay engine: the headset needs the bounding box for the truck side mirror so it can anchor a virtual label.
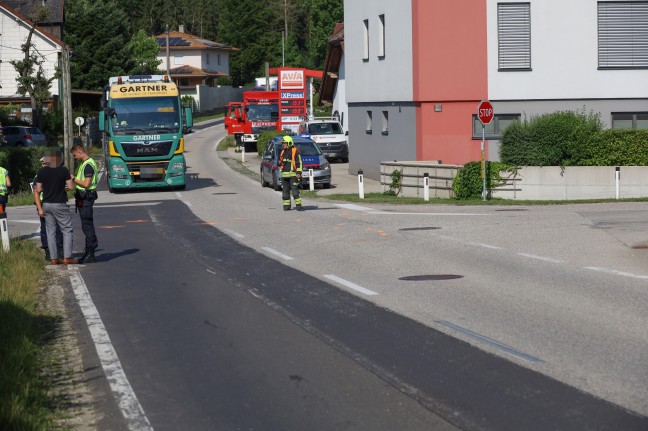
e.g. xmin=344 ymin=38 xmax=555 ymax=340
xmin=105 ymin=107 xmax=116 ymax=118
xmin=184 ymin=107 xmax=193 ymax=128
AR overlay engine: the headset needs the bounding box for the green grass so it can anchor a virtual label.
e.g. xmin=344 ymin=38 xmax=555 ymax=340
xmin=0 ymin=239 xmax=55 ymax=430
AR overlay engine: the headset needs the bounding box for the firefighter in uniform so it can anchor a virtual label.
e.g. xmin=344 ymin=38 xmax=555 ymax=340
xmin=0 ymin=164 xmax=10 ymax=213
xmin=278 ymin=135 xmax=305 ymax=211
xmin=71 ymin=143 xmax=98 ymax=263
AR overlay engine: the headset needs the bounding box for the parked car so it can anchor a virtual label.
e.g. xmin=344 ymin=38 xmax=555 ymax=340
xmin=1 ymin=126 xmax=47 ymax=147
xmin=260 ymin=135 xmax=331 ymax=190
xmin=297 ymin=117 xmax=349 ymax=162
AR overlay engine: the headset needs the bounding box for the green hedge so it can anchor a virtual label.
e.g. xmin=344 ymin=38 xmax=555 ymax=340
xmin=452 ymin=161 xmax=513 ymax=199
xmin=575 ymin=129 xmax=648 ymax=166
xmin=256 ymin=130 xmax=290 ymax=156
xmin=0 ymin=148 xmax=52 ymax=194
xmin=500 ymin=110 xmax=603 ymax=166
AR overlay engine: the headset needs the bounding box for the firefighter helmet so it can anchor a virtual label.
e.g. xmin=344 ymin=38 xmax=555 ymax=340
xmin=282 ymin=135 xmax=294 ymax=147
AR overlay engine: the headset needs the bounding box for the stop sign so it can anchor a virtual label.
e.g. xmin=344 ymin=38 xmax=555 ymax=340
xmin=478 ymin=100 xmax=494 ymax=125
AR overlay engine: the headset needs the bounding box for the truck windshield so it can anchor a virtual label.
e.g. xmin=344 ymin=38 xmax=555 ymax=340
xmin=308 ymin=122 xmax=343 ymax=135
xmin=111 ymin=97 xmax=180 ymax=135
xmin=247 ymin=104 xmax=279 ymax=121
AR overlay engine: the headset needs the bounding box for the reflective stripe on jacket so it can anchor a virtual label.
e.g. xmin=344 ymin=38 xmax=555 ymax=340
xmin=0 ymin=167 xmax=8 ymax=196
xmin=75 ymin=157 xmax=98 ymax=190
xmin=279 ymin=147 xmax=302 ymax=178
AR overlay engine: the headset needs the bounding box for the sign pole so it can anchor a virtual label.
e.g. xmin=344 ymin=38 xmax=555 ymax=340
xmin=482 ymin=124 xmax=486 ymax=201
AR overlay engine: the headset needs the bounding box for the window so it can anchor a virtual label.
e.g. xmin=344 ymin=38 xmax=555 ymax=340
xmin=497 ymin=3 xmax=531 ymax=70
xmin=174 ymin=55 xmax=184 ymax=65
xmin=363 ymin=19 xmax=369 ymax=61
xmin=612 ymin=112 xmax=648 ymax=129
xmin=472 ymin=114 xmax=521 ymax=139
xmin=366 ymin=110 xmax=373 ymax=134
xmin=218 ymin=54 xmax=221 ymax=65
xmin=179 ymin=78 xmax=190 ymax=87
xmin=206 ymin=53 xmax=210 ymax=65
xmin=598 ymin=2 xmax=648 ymax=69
xmin=378 ymin=14 xmax=385 ymax=59
xmin=381 ymin=111 xmax=389 ymax=135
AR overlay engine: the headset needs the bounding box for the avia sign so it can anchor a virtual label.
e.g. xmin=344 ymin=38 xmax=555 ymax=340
xmin=478 ymin=100 xmax=494 ymax=125
xmin=280 ymin=70 xmax=304 ymax=90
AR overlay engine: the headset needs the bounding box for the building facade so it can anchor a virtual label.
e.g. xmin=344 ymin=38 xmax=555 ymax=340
xmin=345 ymin=0 xmax=648 ymax=179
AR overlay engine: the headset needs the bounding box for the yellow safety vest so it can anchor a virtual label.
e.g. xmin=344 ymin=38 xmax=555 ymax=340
xmin=75 ymin=158 xmax=98 ymax=191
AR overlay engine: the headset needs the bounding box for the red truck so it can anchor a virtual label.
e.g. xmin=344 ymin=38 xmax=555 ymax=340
xmin=224 ymin=91 xmax=280 ymax=152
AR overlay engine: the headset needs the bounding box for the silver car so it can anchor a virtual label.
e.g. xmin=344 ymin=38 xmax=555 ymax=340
xmin=1 ymin=126 xmax=47 ymax=147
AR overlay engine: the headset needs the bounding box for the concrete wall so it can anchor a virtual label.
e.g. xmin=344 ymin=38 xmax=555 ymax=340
xmin=493 ymin=166 xmax=648 ymax=200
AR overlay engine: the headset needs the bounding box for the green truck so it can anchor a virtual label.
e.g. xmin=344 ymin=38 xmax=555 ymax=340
xmin=99 ymin=75 xmax=193 ymax=192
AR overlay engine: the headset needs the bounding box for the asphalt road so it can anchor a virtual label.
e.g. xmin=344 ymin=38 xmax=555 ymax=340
xmin=6 ymin=121 xmax=648 ymax=430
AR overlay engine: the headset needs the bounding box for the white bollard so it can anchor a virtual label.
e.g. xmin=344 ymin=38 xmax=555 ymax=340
xmin=0 ymin=212 xmax=9 ymax=252
xmin=241 ymin=145 xmax=245 ymax=163
xmin=423 ymin=173 xmax=430 ymax=202
xmin=615 ymin=166 xmax=620 ymax=200
xmin=309 ymin=169 xmax=314 ymax=191
xmin=358 ymin=169 xmax=365 ymax=199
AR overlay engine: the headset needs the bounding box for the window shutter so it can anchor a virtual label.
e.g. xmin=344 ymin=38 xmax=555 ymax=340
xmin=598 ymin=1 xmax=648 ymax=68
xmin=498 ymin=3 xmax=531 ymax=70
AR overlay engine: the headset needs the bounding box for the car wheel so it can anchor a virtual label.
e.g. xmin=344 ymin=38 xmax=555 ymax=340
xmin=323 ymin=182 xmax=331 ymax=189
xmin=272 ymin=172 xmax=281 ymax=191
xmin=260 ymin=170 xmax=269 ymax=187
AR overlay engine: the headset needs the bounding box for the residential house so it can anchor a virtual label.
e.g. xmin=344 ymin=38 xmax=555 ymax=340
xmin=318 ymin=23 xmax=348 ymax=134
xmin=3 ymin=0 xmax=63 ymax=39
xmin=344 ymin=0 xmax=648 ymax=179
xmin=0 ymin=1 xmax=63 ymax=122
xmin=155 ymin=27 xmax=237 ymax=91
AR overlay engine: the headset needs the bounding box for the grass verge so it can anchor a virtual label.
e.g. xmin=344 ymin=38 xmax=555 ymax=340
xmin=0 ymin=238 xmax=54 ymax=429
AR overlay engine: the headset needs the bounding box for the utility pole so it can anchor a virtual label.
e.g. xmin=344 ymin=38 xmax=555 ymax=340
xmin=61 ymin=46 xmax=74 ymax=170
xmin=166 ymin=24 xmax=170 ymax=74
xmin=284 ymin=0 xmax=288 ymax=41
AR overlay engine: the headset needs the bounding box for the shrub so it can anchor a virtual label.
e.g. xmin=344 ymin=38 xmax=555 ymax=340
xmin=576 ymin=129 xmax=648 ymax=166
xmin=256 ymin=130 xmax=290 ymax=156
xmin=453 ymin=161 xmax=512 ymax=199
xmin=500 ymin=109 xmax=603 ymax=166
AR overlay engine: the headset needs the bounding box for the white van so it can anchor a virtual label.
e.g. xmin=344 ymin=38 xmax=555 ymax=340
xmin=298 ymin=117 xmax=349 ymax=162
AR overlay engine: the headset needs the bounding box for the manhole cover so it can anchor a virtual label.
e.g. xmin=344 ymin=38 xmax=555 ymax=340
xmin=494 ymin=208 xmax=528 ymax=211
xmin=399 ymin=227 xmax=441 ymax=231
xmin=399 ymin=275 xmax=463 ymax=281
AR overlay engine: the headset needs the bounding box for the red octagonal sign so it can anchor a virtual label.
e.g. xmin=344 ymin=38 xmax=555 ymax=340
xmin=478 ymin=100 xmax=494 ymax=125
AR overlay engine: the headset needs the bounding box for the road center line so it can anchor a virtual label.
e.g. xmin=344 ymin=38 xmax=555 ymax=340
xmin=469 ymin=242 xmax=503 ymax=250
xmin=585 ymin=266 xmax=648 ymax=280
xmin=224 ymin=229 xmax=245 ymax=238
xmin=435 ymin=320 xmax=544 ymax=364
xmin=261 ymin=247 xmax=294 ymax=261
xmin=323 ymin=274 xmax=378 ymax=296
xmin=69 ymin=268 xmax=153 ymax=431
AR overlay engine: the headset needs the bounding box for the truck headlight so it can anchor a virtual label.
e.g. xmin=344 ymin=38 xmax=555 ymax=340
xmin=112 ymin=165 xmax=126 ymax=172
xmin=171 ymin=162 xmax=184 ymax=170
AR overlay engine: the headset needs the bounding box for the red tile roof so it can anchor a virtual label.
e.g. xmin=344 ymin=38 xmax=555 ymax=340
xmin=155 ymin=31 xmax=238 ymax=51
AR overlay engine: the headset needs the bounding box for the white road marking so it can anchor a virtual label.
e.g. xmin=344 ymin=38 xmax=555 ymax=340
xmin=334 ymin=203 xmax=490 ymax=216
xmin=207 ymin=269 xmax=216 ymax=275
xmin=261 ymin=247 xmax=294 ymax=261
xmin=10 ymin=219 xmax=41 ymax=224
xmin=517 ymin=253 xmax=563 ymax=263
xmin=224 ymin=229 xmax=245 ymax=238
xmin=436 ymin=320 xmax=544 ymax=364
xmin=95 ymin=202 xmax=163 ymax=208
xmin=469 ymin=242 xmax=503 ymax=250
xmin=585 ymin=266 xmax=648 ymax=280
xmin=323 ymin=274 xmax=378 ymax=296
xmin=69 ymin=268 xmax=153 ymax=431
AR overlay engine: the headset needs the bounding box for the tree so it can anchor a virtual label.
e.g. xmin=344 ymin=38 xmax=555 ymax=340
xmin=127 ymin=30 xmax=164 ymax=75
xmin=65 ymin=0 xmax=132 ymax=90
xmin=10 ymin=6 xmax=58 ymax=129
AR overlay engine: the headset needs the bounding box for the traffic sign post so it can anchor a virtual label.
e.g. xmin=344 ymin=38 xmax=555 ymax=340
xmin=477 ymin=101 xmax=494 ymax=201
xmin=74 ymin=116 xmax=84 ymax=137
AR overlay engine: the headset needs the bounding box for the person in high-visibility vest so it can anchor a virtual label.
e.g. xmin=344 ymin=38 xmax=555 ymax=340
xmin=278 ymin=135 xmax=304 ymax=211
xmin=0 ymin=163 xmax=11 ymax=213
xmin=71 ymin=143 xmax=98 ymax=263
